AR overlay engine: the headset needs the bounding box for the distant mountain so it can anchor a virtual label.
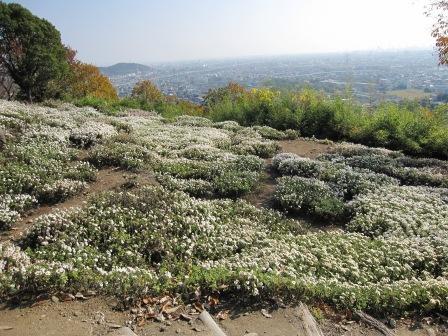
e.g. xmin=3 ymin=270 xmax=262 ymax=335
xmin=99 ymin=63 xmax=152 ymax=76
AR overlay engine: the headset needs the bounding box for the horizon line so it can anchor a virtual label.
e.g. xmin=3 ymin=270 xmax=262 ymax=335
xmin=97 ymin=47 xmax=436 ymax=68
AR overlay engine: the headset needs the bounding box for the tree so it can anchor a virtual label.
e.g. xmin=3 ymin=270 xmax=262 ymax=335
xmin=131 ymin=80 xmax=164 ymax=103
xmin=0 ymin=2 xmax=68 ymax=102
xmin=204 ymin=82 xmax=246 ymax=106
xmin=0 ymin=63 xmax=17 ymax=100
xmin=69 ymin=62 xmax=118 ymax=100
xmin=426 ymin=1 xmax=448 ymax=64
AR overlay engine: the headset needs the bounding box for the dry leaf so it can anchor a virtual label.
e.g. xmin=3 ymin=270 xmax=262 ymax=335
xmin=194 ymin=288 xmax=201 ymax=301
xmin=208 ymin=294 xmax=219 ymax=307
xmin=216 ymin=310 xmax=230 ymax=320
xmin=194 ymin=302 xmax=204 ymax=312
xmin=165 ymin=306 xmax=181 ymax=314
xmin=159 ymin=296 xmax=171 ymax=304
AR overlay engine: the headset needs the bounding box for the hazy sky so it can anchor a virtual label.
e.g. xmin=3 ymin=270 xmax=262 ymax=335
xmin=9 ymin=0 xmax=435 ymax=66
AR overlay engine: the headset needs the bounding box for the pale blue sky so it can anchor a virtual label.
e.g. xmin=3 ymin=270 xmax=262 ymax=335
xmin=9 ymin=0 xmax=434 ymax=66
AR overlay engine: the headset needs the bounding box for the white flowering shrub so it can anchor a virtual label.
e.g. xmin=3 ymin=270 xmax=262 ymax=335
xmin=231 ymin=128 xmax=280 ymax=158
xmin=274 ymin=176 xmax=346 ymax=220
xmin=88 ymin=142 xmax=153 ymax=171
xmin=320 ymin=150 xmax=448 ymax=188
xmin=173 ymin=115 xmax=213 ymax=127
xmin=272 ymin=152 xmax=301 ymax=170
xmin=69 ymin=122 xmax=117 ymax=148
xmin=252 ymin=126 xmax=299 ymax=140
xmin=0 ymin=194 xmax=37 ymax=229
xmin=277 ymin=157 xmax=324 ymax=178
xmin=213 ymin=120 xmax=243 ymax=132
xmin=213 ymin=170 xmax=260 ymax=197
xmin=347 ymin=185 xmax=448 ymax=239
xmin=0 ymin=243 xmax=31 ymax=296
xmin=273 ymin=153 xmax=399 ymax=201
xmin=0 ymin=186 xmax=446 ymax=313
xmin=37 ymin=179 xmax=88 ymax=204
xmin=320 ymin=165 xmax=399 ymax=200
xmin=155 ymin=155 xmax=264 ymax=198
xmin=156 ymin=174 xmax=214 ymax=197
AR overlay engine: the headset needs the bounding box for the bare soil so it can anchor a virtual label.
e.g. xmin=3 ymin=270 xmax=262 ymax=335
xmin=278 ymin=139 xmax=335 ymax=159
xmin=0 ymin=297 xmax=444 ymax=336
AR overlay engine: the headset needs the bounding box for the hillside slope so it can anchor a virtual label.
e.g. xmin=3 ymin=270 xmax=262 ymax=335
xmin=0 ymin=100 xmax=448 ymax=333
xmin=99 ymin=62 xmax=152 ymax=76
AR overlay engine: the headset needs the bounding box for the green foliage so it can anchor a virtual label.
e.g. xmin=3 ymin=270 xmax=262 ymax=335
xmin=0 ymin=2 xmax=69 ymax=101
xmin=205 ymin=84 xmax=448 ymax=159
xmin=72 ymin=95 xmax=205 ymax=119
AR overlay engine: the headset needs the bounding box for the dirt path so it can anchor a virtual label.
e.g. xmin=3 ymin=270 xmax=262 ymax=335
xmin=244 ymin=138 xmax=336 ymax=209
xmin=0 ymin=168 xmax=157 ymax=243
xmin=0 ymin=297 xmax=438 ymax=336
xmin=278 ymin=138 xmax=335 ymax=159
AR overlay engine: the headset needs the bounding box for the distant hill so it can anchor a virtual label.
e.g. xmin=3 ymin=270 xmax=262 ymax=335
xmin=99 ymin=63 xmax=152 ymax=76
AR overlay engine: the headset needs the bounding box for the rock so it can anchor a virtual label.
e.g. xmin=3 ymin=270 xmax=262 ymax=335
xmin=260 ymin=309 xmax=272 ymax=318
xmin=0 ymin=326 xmax=13 ymax=331
xmin=94 ymin=311 xmax=105 ymax=324
xmin=176 ymin=329 xmax=181 ymax=334
xmin=108 ymin=327 xmax=139 ymax=336
xmin=108 ymin=323 xmax=122 ymax=329
xmin=51 ymin=295 xmax=59 ymax=303
xmin=160 ymin=326 xmax=167 ymax=332
xmin=155 ymin=314 xmax=165 ymax=322
xmin=75 ymin=292 xmax=86 ymax=300
xmin=73 ymin=311 xmax=81 ymax=317
xmin=387 ymin=317 xmax=396 ymax=329
xmin=192 ymin=327 xmax=202 ymax=332
xmin=86 ymin=290 xmax=96 ymax=296
xmin=426 ymin=328 xmax=436 ymax=336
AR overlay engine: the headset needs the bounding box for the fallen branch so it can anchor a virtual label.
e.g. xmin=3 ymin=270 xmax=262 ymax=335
xmin=295 ymin=302 xmax=325 ymax=336
xmin=354 ymin=310 xmax=394 ymax=336
xmin=198 ymin=309 xmax=228 ymax=336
